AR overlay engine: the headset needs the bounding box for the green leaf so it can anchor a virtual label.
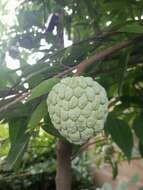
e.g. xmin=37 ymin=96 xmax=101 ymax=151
xmin=27 ymin=101 xmax=47 ymax=131
xmin=133 ymin=114 xmax=143 ymax=143
xmin=42 ymin=113 xmax=63 ymax=139
xmin=27 ymin=99 xmax=63 ymax=138
xmin=6 ymin=118 xmax=30 ymax=170
xmin=6 ymin=133 xmax=30 ymax=170
xmin=105 ymin=115 xmax=133 ymax=160
xmin=9 ymin=118 xmax=28 ymax=144
xmin=111 ymin=160 xmax=118 ymax=180
xmin=27 ymin=77 xmax=60 ymax=101
xmin=119 ymin=23 xmax=143 ymax=33
xmin=42 ymin=124 xmax=62 ymax=139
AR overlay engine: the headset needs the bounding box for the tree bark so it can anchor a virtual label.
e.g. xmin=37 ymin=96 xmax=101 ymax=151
xmin=76 ymin=34 xmax=143 ymax=75
xmin=55 ymin=7 xmax=72 ymax=190
xmin=56 ymin=140 xmax=72 ymax=190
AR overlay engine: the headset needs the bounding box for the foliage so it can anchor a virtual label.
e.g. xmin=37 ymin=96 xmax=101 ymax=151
xmin=0 ymin=0 xmax=143 ymax=189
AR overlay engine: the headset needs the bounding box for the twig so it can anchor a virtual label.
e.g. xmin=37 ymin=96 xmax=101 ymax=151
xmin=9 ymin=31 xmax=119 ymax=91
xmin=0 ymin=93 xmax=29 ymax=112
xmin=71 ymin=138 xmax=107 ymax=160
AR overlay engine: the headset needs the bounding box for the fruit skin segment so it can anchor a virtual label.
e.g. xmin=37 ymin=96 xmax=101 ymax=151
xmin=47 ymin=76 xmax=109 ymax=145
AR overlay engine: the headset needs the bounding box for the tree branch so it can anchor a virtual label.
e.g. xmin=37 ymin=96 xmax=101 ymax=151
xmin=76 ymin=34 xmax=143 ymax=75
xmin=56 ymin=140 xmax=72 ymax=190
xmin=0 ymin=93 xmax=29 ymax=112
xmin=10 ymin=31 xmax=119 ymax=91
xmin=1 ymin=34 xmax=143 ymax=112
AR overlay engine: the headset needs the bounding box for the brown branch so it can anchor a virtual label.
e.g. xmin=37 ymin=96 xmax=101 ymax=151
xmin=39 ymin=31 xmax=119 ymax=65
xmin=56 ymin=140 xmax=72 ymax=190
xmin=76 ymin=34 xmax=143 ymax=75
xmin=56 ymin=66 xmax=76 ymax=78
xmin=65 ymin=31 xmax=120 ymax=49
xmin=91 ymin=56 xmax=143 ymax=77
xmin=0 ymin=93 xmax=29 ymax=112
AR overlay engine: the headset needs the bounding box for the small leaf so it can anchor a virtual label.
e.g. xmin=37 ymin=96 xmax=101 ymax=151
xmin=105 ymin=115 xmax=133 ymax=160
xmin=133 ymin=114 xmax=143 ymax=143
xmin=27 ymin=77 xmax=60 ymax=101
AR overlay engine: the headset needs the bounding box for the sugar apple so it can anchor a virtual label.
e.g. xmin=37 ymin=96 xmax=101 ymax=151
xmin=47 ymin=76 xmax=108 ymax=144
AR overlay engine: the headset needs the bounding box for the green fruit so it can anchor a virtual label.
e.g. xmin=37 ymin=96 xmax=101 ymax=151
xmin=47 ymin=76 xmax=108 ymax=144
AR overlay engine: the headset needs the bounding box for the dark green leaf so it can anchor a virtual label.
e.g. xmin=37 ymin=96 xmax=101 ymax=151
xmin=6 ymin=118 xmax=30 ymax=170
xmin=111 ymin=160 xmax=118 ymax=180
xmin=42 ymin=113 xmax=63 ymax=139
xmin=6 ymin=133 xmax=30 ymax=170
xmin=139 ymin=141 xmax=143 ymax=157
xmin=133 ymin=114 xmax=143 ymax=143
xmin=105 ymin=115 xmax=133 ymax=160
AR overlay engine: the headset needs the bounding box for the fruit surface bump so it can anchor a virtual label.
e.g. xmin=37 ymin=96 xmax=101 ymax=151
xmin=47 ymin=76 xmax=108 ymax=144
